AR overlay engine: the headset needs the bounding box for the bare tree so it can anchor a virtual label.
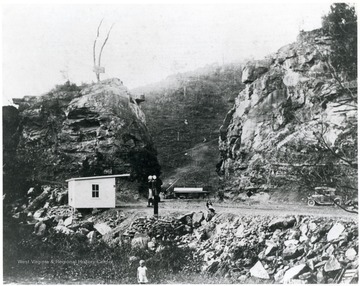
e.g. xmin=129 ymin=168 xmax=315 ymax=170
xmin=93 ymin=19 xmax=114 ymax=82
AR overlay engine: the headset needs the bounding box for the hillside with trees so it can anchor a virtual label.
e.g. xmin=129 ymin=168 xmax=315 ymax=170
xmin=132 ymin=63 xmax=246 ymax=189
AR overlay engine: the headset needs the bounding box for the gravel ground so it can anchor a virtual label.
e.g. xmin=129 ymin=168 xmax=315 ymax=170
xmin=116 ymin=198 xmax=358 ymax=220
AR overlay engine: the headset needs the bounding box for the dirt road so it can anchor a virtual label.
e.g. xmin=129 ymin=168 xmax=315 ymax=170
xmin=116 ymin=199 xmax=358 ymax=220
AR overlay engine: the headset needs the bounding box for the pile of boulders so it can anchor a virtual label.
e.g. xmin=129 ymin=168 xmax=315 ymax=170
xmin=10 ymin=186 xmax=358 ymax=283
xmin=123 ymin=213 xmax=201 ymax=241
xmin=31 ymin=208 xmax=128 ymax=245
xmin=12 ymin=186 xmax=69 ymax=222
xmin=184 ymin=214 xmax=357 ymax=283
xmin=122 ymin=212 xmax=358 ymax=284
xmin=90 ymin=209 xmax=127 ymax=228
xmin=12 ymin=185 xmax=128 ymax=243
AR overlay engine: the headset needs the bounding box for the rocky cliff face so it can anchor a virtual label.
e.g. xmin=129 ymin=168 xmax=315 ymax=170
xmin=6 ymin=79 xmax=160 ymax=198
xmin=218 ymin=29 xmax=357 ymax=197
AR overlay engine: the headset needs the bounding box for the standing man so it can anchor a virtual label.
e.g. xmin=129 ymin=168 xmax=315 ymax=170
xmin=148 ymin=175 xmax=159 ymax=215
xmin=148 ymin=188 xmax=153 ymax=207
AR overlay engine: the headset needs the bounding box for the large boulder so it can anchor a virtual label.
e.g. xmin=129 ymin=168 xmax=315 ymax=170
xmin=282 ymin=264 xmax=307 ymax=283
xmin=24 ymin=189 xmax=50 ymax=213
xmin=10 ymin=79 xmax=161 ymax=196
xmin=242 ymin=59 xmax=272 ymax=84
xmin=268 ymin=217 xmax=296 ymax=231
xmin=327 ymin=223 xmax=345 ymax=241
xmin=192 ymin=212 xmax=204 ymax=228
xmin=177 ymin=213 xmax=194 ymax=226
xmin=324 ymin=256 xmax=341 ymax=272
xmin=34 ymin=221 xmax=47 ymax=236
xmin=250 ymin=261 xmax=270 ymax=279
xmin=283 ymin=245 xmax=304 ymax=260
xmin=87 ymin=231 xmax=97 ymax=244
xmin=131 ymin=235 xmax=150 ymax=250
xmin=345 ymin=248 xmax=357 ymax=261
xmin=94 ymin=222 xmax=112 ymax=235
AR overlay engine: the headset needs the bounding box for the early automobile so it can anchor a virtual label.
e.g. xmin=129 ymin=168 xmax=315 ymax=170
xmin=307 ymin=187 xmax=342 ymax=207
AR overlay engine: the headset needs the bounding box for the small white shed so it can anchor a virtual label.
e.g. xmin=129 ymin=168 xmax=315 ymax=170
xmin=67 ymin=174 xmax=130 ymax=209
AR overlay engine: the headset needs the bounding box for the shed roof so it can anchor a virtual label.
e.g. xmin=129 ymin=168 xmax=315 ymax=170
xmin=66 ymin=174 xmax=130 ymax=182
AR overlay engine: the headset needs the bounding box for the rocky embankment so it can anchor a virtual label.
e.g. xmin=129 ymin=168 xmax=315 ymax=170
xmin=124 ymin=213 xmax=358 ymax=284
xmin=218 ymin=29 xmax=357 ymax=195
xmin=3 ymin=79 xmax=160 ymax=200
xmin=19 ymin=197 xmax=358 ymax=284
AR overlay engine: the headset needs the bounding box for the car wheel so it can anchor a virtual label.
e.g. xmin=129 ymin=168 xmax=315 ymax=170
xmin=308 ymin=199 xmax=315 ymax=207
xmin=334 ymin=198 xmax=341 ymax=207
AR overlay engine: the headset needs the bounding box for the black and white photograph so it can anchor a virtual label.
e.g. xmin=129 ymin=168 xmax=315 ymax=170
xmin=2 ymin=0 xmax=358 ymax=284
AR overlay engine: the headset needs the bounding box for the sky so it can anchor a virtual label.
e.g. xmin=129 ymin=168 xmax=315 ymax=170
xmin=2 ymin=1 xmax=337 ymax=105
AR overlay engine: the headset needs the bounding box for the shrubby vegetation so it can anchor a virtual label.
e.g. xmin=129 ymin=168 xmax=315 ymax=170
xmin=264 ymin=127 xmax=357 ymax=201
xmin=50 ymin=80 xmax=85 ymax=93
xmin=322 ymin=3 xmax=357 ymax=79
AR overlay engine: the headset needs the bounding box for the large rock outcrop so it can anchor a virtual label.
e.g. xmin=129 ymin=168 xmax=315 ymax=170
xmin=6 ymin=79 xmax=160 ymax=197
xmin=218 ymin=29 xmax=357 ymax=196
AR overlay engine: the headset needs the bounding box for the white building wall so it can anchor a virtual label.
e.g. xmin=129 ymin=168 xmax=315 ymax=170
xmin=69 ymin=178 xmax=116 ymax=208
xmin=68 ymin=180 xmax=76 ymax=207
